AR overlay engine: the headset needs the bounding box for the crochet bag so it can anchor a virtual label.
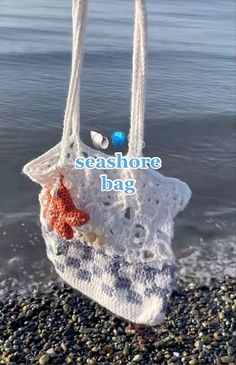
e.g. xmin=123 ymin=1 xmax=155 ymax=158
xmin=23 ymin=0 xmax=191 ymax=325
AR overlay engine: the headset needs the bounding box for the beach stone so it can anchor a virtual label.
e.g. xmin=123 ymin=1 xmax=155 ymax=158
xmin=66 ymin=354 xmax=74 ymax=363
xmin=91 ymin=346 xmax=99 ymax=352
xmin=227 ymin=346 xmax=235 ymax=356
xmin=86 ymin=359 xmax=95 ymax=364
xmin=220 ymin=356 xmax=235 ymax=364
xmin=61 ymin=343 xmax=67 ymax=352
xmin=38 ymin=353 xmax=50 ymax=365
xmin=173 ymin=351 xmax=180 ymax=357
xmin=123 ymin=346 xmax=129 ymax=356
xmin=189 ymin=358 xmax=197 ymax=365
xmin=189 ymin=282 xmax=196 ymax=290
xmin=155 ymin=340 xmax=164 ymax=348
xmin=103 ymin=344 xmax=111 ymax=353
xmin=125 ymin=324 xmax=136 ymax=335
xmin=213 ymin=332 xmax=222 ymax=341
xmin=218 ymin=312 xmax=225 ymax=320
xmin=1 ymin=278 xmax=235 ymax=365
xmin=221 ymin=285 xmax=228 ymax=292
xmin=71 ymin=314 xmax=77 ymax=322
xmin=194 ymin=340 xmax=203 ymax=350
xmin=46 ymin=348 xmax=55 ymax=355
xmin=21 ymin=305 xmax=29 ymax=312
xmin=132 ymin=354 xmax=143 ymax=362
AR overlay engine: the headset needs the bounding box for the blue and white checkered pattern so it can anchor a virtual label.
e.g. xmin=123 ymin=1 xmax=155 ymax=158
xmin=43 ymin=226 xmax=175 ymax=325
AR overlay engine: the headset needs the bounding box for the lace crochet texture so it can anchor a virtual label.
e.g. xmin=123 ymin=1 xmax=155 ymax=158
xmin=23 ymin=0 xmax=191 ymax=325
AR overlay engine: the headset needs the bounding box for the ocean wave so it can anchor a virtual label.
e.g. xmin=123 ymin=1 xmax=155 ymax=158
xmin=0 ymin=235 xmax=235 ymax=299
xmin=177 ymin=235 xmax=236 ymax=284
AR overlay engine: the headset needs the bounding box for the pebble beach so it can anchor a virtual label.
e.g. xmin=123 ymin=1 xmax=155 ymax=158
xmin=0 ymin=1 xmax=235 ymax=365
xmin=0 ymin=277 xmax=235 ymax=365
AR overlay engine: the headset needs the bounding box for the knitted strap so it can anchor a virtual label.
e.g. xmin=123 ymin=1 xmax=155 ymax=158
xmin=59 ymin=0 xmax=88 ymax=167
xmin=59 ymin=0 xmax=147 ymax=167
xmin=128 ymin=0 xmax=147 ymax=157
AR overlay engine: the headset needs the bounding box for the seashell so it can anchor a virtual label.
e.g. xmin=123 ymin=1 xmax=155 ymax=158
xmin=90 ymin=131 xmax=109 ymax=150
xmin=95 ymin=234 xmax=106 ymax=246
xmin=84 ymin=231 xmax=97 ymax=243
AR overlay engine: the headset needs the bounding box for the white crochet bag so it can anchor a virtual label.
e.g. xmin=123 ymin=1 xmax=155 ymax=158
xmin=23 ymin=0 xmax=191 ymax=325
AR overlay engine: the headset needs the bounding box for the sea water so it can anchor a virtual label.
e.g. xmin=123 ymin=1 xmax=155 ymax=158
xmin=0 ymin=0 xmax=235 ymax=296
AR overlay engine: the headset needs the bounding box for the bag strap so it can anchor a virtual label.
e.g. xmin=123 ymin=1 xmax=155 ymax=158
xmin=58 ymin=0 xmax=146 ymax=168
xmin=127 ymin=0 xmax=147 ymax=157
xmin=58 ymin=0 xmax=88 ymax=167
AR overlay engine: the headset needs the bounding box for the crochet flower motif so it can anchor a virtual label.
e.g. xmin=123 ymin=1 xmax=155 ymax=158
xmin=42 ymin=174 xmax=90 ymax=240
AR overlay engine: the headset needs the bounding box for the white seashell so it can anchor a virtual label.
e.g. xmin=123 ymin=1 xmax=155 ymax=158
xmin=84 ymin=231 xmax=97 ymax=243
xmin=90 ymin=131 xmax=109 ymax=150
xmin=95 ymin=234 xmax=106 ymax=246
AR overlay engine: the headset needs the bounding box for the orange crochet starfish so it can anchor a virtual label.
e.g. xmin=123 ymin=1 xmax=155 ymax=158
xmin=42 ymin=174 xmax=90 ymax=240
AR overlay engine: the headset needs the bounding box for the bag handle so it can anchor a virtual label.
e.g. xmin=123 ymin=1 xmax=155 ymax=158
xmin=58 ymin=0 xmax=88 ymax=167
xmin=127 ymin=0 xmax=147 ymax=157
xmin=58 ymin=0 xmax=146 ymax=167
